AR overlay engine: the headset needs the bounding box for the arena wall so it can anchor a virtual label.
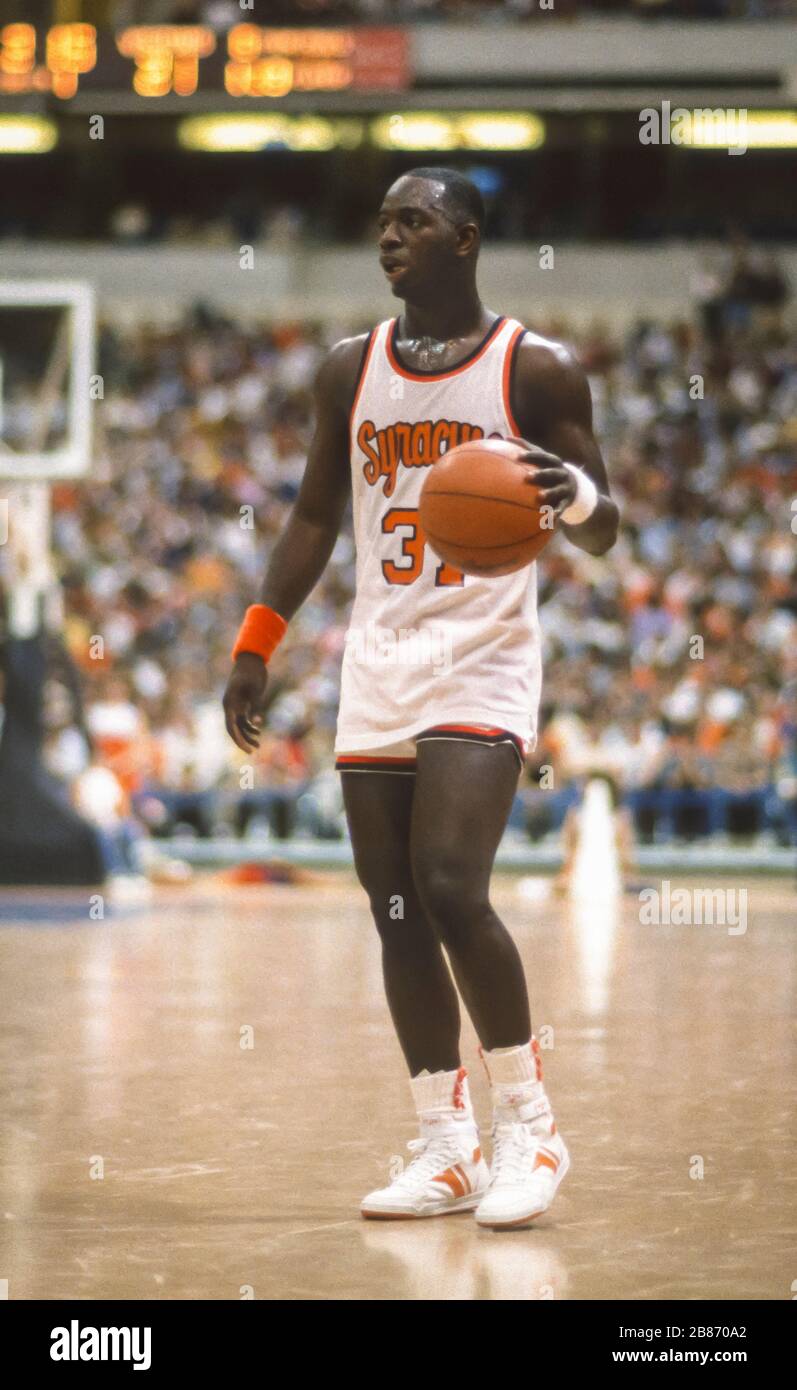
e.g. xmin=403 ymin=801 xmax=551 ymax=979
xmin=4 ymin=243 xmax=796 ymax=329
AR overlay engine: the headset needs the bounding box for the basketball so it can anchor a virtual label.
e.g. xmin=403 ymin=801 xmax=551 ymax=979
xmin=419 ymin=437 xmax=554 ymax=578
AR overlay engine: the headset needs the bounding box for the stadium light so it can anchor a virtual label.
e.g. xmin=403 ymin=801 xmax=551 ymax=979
xmin=0 ymin=115 xmax=57 ymax=153
xmin=178 ymin=113 xmax=364 ymax=152
xmin=678 ymin=109 xmax=797 ymax=150
xmin=456 ymin=114 xmax=545 ymax=151
xmin=371 ymin=112 xmax=545 ymax=152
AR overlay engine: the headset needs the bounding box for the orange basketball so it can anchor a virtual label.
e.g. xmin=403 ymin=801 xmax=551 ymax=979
xmin=419 ymin=437 xmax=554 ymax=578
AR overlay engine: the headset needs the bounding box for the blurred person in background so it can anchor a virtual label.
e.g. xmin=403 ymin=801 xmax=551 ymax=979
xmin=37 ymin=242 xmax=794 ymax=866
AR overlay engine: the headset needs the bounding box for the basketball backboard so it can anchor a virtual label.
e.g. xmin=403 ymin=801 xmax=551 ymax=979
xmin=0 ymin=282 xmax=94 ymax=481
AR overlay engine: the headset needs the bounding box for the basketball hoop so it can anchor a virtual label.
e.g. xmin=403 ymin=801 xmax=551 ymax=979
xmin=0 ymin=282 xmax=94 ymax=639
xmin=0 ymin=282 xmax=103 ymax=885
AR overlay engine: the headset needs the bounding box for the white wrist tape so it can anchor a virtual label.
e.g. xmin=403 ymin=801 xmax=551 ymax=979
xmin=560 ymin=463 xmax=599 ymax=525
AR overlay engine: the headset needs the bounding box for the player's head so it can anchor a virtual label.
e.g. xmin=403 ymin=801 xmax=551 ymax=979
xmin=377 ymin=167 xmax=484 ymax=301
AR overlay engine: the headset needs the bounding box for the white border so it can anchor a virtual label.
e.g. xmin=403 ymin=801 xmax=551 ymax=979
xmin=0 ymin=281 xmax=95 ymax=479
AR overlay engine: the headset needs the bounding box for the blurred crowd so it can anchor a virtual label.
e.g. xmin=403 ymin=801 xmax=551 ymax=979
xmin=26 ymin=1 xmax=794 ymax=25
xmin=16 ymin=253 xmax=797 ymax=849
xmin=105 ymin=1 xmax=797 ymax=24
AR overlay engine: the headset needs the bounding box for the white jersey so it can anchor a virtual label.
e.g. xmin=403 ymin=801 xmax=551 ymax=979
xmin=334 ymin=313 xmax=542 ymax=753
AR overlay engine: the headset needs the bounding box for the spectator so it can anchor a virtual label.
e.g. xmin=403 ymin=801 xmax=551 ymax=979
xmin=12 ymin=269 xmax=791 ymax=847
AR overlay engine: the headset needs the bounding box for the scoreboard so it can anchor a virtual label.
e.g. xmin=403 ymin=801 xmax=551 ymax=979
xmin=0 ymin=24 xmax=411 ymax=101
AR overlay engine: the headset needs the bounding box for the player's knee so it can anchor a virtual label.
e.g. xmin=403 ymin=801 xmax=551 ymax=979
xmin=412 ymin=851 xmax=488 ymax=938
xmin=351 ymin=846 xmax=401 ymax=896
xmin=350 ymin=855 xmax=416 ymax=931
xmin=367 ymin=887 xmax=416 ymax=936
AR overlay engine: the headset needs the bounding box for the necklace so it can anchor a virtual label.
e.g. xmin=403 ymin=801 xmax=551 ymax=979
xmin=407 ymin=335 xmax=455 ymax=370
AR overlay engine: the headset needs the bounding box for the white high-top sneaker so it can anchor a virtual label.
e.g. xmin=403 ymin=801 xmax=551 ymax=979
xmin=475 ymin=1038 xmax=570 ymax=1230
xmin=361 ymin=1066 xmax=489 ymax=1220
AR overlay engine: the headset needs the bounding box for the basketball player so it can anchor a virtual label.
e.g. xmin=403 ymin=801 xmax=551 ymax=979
xmin=223 ymin=169 xmax=619 ymax=1229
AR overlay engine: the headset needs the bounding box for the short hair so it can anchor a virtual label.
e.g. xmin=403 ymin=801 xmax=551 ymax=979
xmin=398 ymin=166 xmax=486 ymax=234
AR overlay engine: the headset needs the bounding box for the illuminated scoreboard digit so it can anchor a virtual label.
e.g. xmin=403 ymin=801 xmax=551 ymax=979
xmin=0 ymin=25 xmax=409 ymax=99
xmin=0 ymin=23 xmax=97 ymax=96
xmin=0 ymin=23 xmax=38 ymax=88
xmin=115 ymin=27 xmax=218 ymax=98
xmin=46 ymin=23 xmax=97 ymax=98
xmin=225 ymin=25 xmax=356 ymax=98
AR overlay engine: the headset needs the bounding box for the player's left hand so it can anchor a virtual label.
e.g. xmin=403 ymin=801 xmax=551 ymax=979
xmin=504 ymin=436 xmax=577 ymax=518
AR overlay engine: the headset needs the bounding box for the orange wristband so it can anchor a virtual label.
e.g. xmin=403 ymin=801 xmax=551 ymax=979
xmin=232 ymin=604 xmax=288 ymax=664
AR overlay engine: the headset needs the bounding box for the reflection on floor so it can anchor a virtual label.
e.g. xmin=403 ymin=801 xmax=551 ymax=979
xmin=0 ymin=874 xmax=793 ymax=1300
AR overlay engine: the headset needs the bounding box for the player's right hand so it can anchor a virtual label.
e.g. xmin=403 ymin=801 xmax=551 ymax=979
xmin=223 ymin=653 xmax=269 ymax=752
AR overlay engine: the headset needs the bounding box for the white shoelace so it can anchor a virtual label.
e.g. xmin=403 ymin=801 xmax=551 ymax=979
xmin=393 ymin=1134 xmax=468 ymax=1190
xmin=489 ymin=1121 xmax=551 ymax=1189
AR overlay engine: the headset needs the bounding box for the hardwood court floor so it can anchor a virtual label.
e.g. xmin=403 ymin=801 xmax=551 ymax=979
xmin=0 ymin=873 xmax=793 ymax=1301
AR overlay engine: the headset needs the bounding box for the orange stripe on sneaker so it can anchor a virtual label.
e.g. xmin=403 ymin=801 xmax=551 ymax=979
xmin=453 ymin=1163 xmax=471 ymax=1196
xmin=434 ymin=1167 xmax=466 ymax=1199
xmin=533 ymin=1150 xmax=559 ymax=1174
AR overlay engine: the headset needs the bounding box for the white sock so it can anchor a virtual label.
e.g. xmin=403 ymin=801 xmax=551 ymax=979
xmin=480 ymin=1039 xmax=554 ymax=1130
xmin=410 ymin=1066 xmax=477 ymax=1138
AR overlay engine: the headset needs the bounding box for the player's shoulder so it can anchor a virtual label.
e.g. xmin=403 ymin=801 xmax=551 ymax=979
xmin=323 ymin=330 xmax=374 ymax=377
xmin=315 ymin=330 xmax=374 ymax=408
xmin=514 ymin=326 xmax=581 ymax=379
xmin=512 ymin=326 xmax=589 ymax=409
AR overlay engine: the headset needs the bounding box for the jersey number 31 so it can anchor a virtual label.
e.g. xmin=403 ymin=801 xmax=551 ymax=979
xmin=381 ymin=508 xmax=464 ymax=587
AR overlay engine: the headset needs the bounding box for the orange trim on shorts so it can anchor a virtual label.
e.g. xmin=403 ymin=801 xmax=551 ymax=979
xmin=423 ymin=723 xmax=506 ymax=736
xmin=385 ymin=316 xmax=506 ymax=383
xmin=416 ymin=723 xmax=527 ymax=770
xmin=336 ymin=727 xmax=527 ymax=775
xmin=503 ymin=323 xmax=527 ymax=436
xmin=336 ymin=754 xmax=415 ymax=765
